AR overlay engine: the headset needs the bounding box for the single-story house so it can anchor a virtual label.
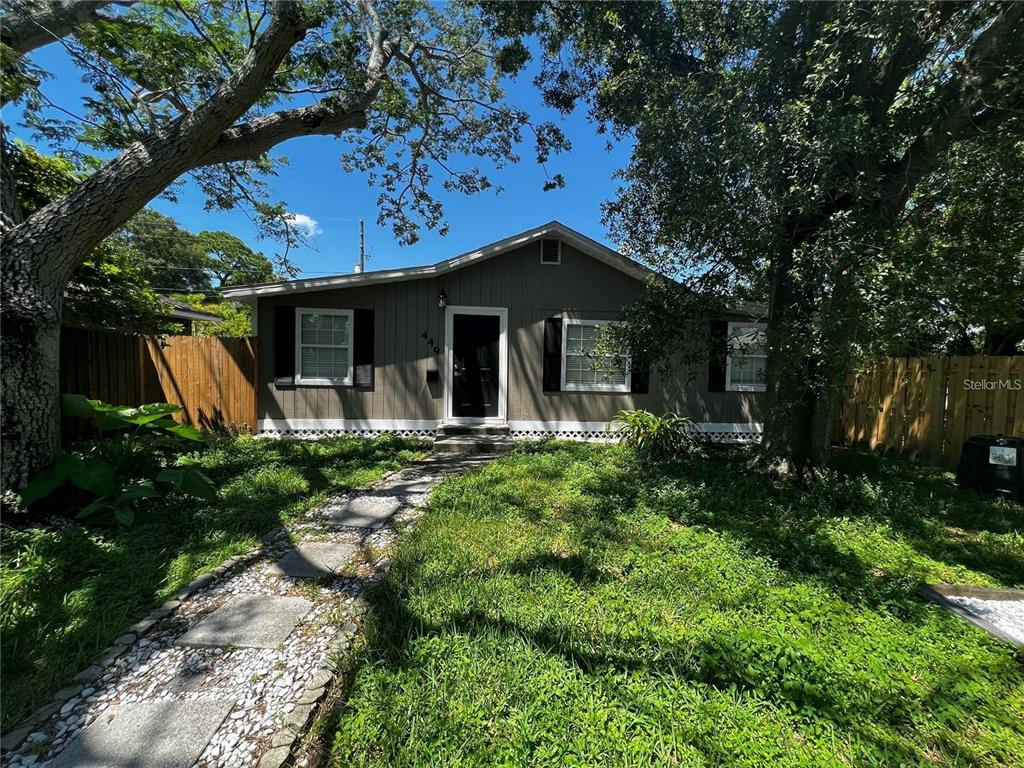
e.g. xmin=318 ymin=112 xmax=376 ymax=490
xmin=222 ymin=221 xmax=766 ymax=441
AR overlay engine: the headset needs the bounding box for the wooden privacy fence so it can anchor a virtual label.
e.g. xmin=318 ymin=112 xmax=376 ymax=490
xmin=60 ymin=328 xmax=258 ymax=438
xmin=834 ymin=356 xmax=1024 ymax=469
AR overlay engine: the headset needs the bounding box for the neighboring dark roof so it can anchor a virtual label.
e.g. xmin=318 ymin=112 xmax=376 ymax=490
xmin=157 ymin=297 xmax=222 ymax=323
xmin=221 ymin=221 xmax=658 ymax=299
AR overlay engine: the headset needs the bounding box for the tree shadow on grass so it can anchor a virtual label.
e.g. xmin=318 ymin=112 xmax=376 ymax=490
xmin=0 ymin=434 xmax=426 ymax=731
xmin=323 ymin=446 xmax=1024 ymax=766
xmin=642 ymin=449 xmax=1024 ymax=605
xmin=346 ymin=556 xmax=1019 ymax=767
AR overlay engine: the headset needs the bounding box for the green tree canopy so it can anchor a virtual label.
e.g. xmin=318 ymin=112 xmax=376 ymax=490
xmin=868 ymin=137 xmax=1024 ymax=356
xmin=5 ymin=139 xmax=282 ymax=333
xmin=486 ymin=1 xmax=1023 ymax=474
xmin=2 ymin=0 xmax=565 ymax=488
xmin=196 ymin=230 xmax=291 ymax=287
xmin=5 ymin=139 xmax=167 ymax=331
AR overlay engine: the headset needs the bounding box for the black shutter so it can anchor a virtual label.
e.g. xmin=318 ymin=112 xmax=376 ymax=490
xmin=353 ymin=308 xmax=375 ymax=389
xmin=543 ymin=317 xmax=562 ymax=392
xmin=273 ymin=305 xmax=296 ymax=388
xmin=631 ymin=356 xmax=650 ymax=394
xmin=707 ymin=319 xmax=728 ymax=392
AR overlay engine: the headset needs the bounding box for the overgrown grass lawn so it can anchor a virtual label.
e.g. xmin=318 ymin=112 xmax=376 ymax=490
xmin=331 ymin=444 xmax=1024 ymax=767
xmin=0 ymin=434 xmax=426 ymax=730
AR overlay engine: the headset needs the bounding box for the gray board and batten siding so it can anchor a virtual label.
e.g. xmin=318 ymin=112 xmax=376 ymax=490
xmin=240 ymin=225 xmax=764 ymax=441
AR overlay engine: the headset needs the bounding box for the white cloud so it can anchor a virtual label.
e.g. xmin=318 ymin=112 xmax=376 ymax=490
xmin=284 ymin=212 xmax=322 ymax=238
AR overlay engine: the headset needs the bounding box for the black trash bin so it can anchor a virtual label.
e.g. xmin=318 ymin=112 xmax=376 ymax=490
xmin=955 ymin=435 xmax=1023 ymax=502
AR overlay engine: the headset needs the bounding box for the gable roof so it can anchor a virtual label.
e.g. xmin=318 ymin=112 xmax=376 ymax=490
xmin=221 ymin=221 xmax=656 ymax=299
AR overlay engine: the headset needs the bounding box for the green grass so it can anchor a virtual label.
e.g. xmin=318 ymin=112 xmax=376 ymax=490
xmin=0 ymin=433 xmax=427 ymax=731
xmin=329 ymin=443 xmax=1024 ymax=767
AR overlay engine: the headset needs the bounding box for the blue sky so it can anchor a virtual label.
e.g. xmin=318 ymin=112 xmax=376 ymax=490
xmin=4 ymin=42 xmax=634 ymax=279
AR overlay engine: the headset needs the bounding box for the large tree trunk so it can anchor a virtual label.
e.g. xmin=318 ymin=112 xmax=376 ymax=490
xmin=756 ymin=237 xmax=852 ymax=480
xmin=759 ymin=352 xmax=838 ymax=479
xmin=0 ymin=188 xmax=64 ymax=489
xmin=0 ymin=7 xmax=308 ymax=491
xmin=0 ymin=287 xmax=62 ymax=491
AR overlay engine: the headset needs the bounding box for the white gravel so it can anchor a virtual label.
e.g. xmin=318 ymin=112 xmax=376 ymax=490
xmin=4 ymin=462 xmax=451 ymax=768
xmin=947 ymin=595 xmax=1024 ymax=644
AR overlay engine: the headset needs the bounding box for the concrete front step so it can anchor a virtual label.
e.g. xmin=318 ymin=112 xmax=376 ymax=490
xmin=435 ymin=422 xmax=511 ymax=437
xmin=433 ymin=435 xmax=515 ymax=454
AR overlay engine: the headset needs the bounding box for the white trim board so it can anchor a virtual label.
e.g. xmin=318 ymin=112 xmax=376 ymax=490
xmin=222 ymin=221 xmax=657 ymax=298
xmin=444 ymin=306 xmax=508 ymax=424
xmin=256 ymin=418 xmax=763 ymax=434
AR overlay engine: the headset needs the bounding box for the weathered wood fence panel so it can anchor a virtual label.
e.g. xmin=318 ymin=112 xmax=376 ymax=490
xmin=834 ymin=356 xmax=1024 ymax=469
xmin=59 ymin=329 xmax=257 ymax=438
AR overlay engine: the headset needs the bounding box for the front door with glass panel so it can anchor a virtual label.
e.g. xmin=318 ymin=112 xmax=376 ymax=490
xmin=451 ymin=313 xmax=500 ymax=418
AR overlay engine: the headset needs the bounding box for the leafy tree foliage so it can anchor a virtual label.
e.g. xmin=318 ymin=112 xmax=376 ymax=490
xmin=867 ymin=137 xmax=1024 ymax=356
xmin=487 ymin=1 xmax=1023 ymax=475
xmin=5 ymin=139 xmax=167 ymax=331
xmin=197 ymin=230 xmax=291 ymax=287
xmin=122 ymin=209 xmax=211 ymax=294
xmin=1 ymin=0 xmax=565 ymax=488
xmin=4 ymin=140 xmax=278 ymax=333
xmin=174 ymin=293 xmax=254 ymax=336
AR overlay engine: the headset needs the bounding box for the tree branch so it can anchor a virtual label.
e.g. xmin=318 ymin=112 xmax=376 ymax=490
xmin=882 ymin=2 xmax=1024 ymax=214
xmin=0 ymin=0 xmax=136 ymax=55
xmin=195 ymin=102 xmax=370 ymax=166
xmin=4 ymin=2 xmax=312 ymax=283
xmin=197 ymin=7 xmax=400 ymax=168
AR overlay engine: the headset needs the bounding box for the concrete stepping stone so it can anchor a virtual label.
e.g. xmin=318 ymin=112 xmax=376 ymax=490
xmin=381 ymin=475 xmax=439 ymax=495
xmin=45 ymin=699 xmax=232 ymax=768
xmin=267 ymin=541 xmax=357 ymax=579
xmin=323 ymin=494 xmax=403 ymax=528
xmin=176 ymin=595 xmax=312 ymax=649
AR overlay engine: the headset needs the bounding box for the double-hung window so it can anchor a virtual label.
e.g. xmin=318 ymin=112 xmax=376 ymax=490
xmin=726 ymin=321 xmax=767 ymax=392
xmin=561 ymin=319 xmax=631 ymax=392
xmin=295 ymin=308 xmax=353 ymax=386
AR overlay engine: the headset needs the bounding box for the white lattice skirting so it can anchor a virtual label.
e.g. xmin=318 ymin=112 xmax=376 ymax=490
xmin=257 ymin=419 xmax=763 ymax=443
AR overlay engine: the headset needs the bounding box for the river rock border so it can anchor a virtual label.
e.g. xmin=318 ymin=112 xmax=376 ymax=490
xmin=2 ymin=456 xmax=488 ymax=765
xmin=0 ymin=544 xmax=262 ymax=756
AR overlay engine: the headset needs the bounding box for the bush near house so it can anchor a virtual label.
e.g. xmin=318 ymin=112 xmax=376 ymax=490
xmin=330 ymin=443 xmax=1024 ymax=767
xmin=0 ymin=433 xmax=427 ymax=731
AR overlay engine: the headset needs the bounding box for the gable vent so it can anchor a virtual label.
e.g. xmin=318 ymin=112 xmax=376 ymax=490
xmin=541 ymin=238 xmax=561 ymax=265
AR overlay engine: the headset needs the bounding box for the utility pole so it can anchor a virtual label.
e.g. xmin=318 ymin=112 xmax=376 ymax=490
xmin=355 ymin=219 xmax=365 ymax=273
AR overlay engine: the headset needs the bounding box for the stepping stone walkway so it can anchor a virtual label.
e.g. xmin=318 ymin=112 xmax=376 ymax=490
xmin=2 ymin=453 xmax=494 ymax=768
xmin=266 ymin=542 xmax=357 ymax=580
xmin=45 ymin=700 xmax=233 ymax=768
xmin=176 ymin=596 xmax=314 ymax=649
xmin=322 ymin=494 xmax=403 ymax=528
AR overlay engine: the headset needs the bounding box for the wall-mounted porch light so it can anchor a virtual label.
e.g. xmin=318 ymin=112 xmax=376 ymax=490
xmin=437 ymin=289 xmax=448 ymax=309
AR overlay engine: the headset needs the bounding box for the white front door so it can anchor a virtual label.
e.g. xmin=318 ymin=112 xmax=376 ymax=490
xmin=443 ymin=306 xmax=508 ymax=423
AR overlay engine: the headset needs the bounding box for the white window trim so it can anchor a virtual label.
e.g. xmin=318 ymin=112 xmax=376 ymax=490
xmin=725 ymin=321 xmax=767 ymax=392
xmin=540 ymin=238 xmax=561 ymax=265
xmin=560 ymin=318 xmax=632 ymax=393
xmin=295 ymin=307 xmax=354 ymax=386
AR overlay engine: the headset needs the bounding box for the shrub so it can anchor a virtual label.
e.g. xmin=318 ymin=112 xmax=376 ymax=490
xmin=610 ymin=409 xmax=702 ymax=459
xmin=18 ymin=395 xmax=216 ymax=525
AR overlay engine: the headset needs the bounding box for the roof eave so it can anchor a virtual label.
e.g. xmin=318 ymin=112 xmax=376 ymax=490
xmin=221 ymin=221 xmax=655 ymax=299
